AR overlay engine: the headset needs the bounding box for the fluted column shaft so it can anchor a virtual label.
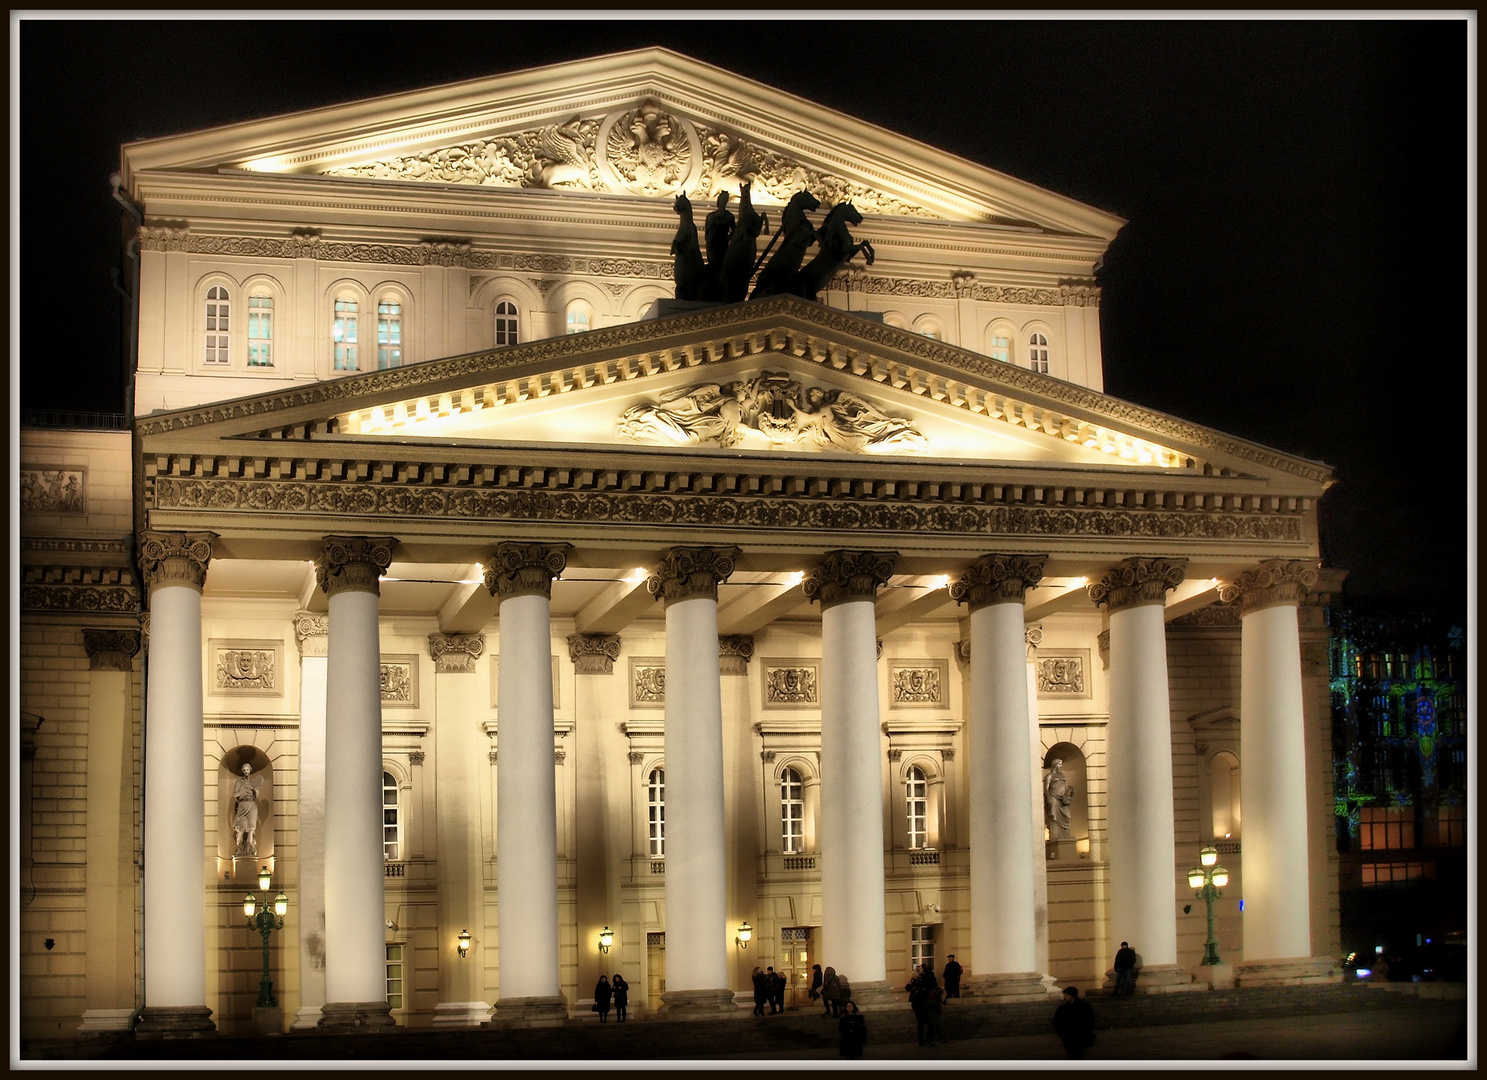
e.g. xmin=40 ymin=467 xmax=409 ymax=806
xmin=807 ymin=550 xmax=896 ymax=991
xmin=1223 ymin=561 xmax=1318 ymax=961
xmin=137 ymin=531 xmax=216 ymax=1033
xmin=952 ymin=555 xmax=1045 ymax=981
xmin=1090 ymin=558 xmax=1186 ymax=973
xmin=649 ymin=547 xmax=737 ymax=999
xmin=487 ymin=543 xmax=569 ymax=1007
xmin=319 ymin=536 xmax=397 ymax=1024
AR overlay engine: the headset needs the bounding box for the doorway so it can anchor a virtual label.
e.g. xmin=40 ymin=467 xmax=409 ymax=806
xmin=646 ymin=932 xmax=665 ymax=1014
xmin=780 ymin=927 xmax=814 ymax=1009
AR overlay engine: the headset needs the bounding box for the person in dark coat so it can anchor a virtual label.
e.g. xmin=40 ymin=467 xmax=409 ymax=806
xmin=1053 ymin=985 xmax=1096 ymax=1058
xmin=751 ymin=966 xmax=768 ymax=1016
xmin=837 ymin=999 xmax=867 ymax=1058
xmin=766 ymin=965 xmax=784 ymax=1013
xmin=822 ymin=966 xmax=842 ymax=1017
xmin=923 ymin=980 xmax=945 ymax=1046
xmin=1113 ymin=941 xmax=1138 ymax=996
xmin=593 ymin=975 xmax=613 ymax=1022
xmin=905 ymin=962 xmax=937 ymax=1045
xmin=611 ymin=973 xmax=629 ymax=1022
xmin=942 ymin=954 xmax=963 ymax=999
xmin=809 ymin=963 xmax=824 ymax=1008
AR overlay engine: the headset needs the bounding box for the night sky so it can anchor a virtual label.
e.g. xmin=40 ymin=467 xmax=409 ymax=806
xmin=16 ymin=17 xmax=1470 ymax=605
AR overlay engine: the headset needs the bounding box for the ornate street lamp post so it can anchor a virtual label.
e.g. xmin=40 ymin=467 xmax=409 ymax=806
xmin=1186 ymin=845 xmax=1229 ymax=966
xmin=243 ymin=865 xmax=288 ymax=1007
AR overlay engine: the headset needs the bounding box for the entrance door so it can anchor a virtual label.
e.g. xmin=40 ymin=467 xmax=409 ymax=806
xmin=646 ymin=932 xmax=666 ymax=1014
xmin=780 ymin=927 xmax=814 ymax=1009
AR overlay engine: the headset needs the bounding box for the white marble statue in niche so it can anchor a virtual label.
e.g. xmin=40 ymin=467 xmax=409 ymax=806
xmin=1044 ymin=758 xmax=1074 ymax=840
xmin=232 ymin=763 xmax=264 ymax=856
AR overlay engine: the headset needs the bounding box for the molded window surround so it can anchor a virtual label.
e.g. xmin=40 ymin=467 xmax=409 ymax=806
xmin=205 ymin=286 xmax=230 ymax=365
xmin=247 ymin=294 xmax=273 ymax=367
xmin=906 ymin=766 xmax=929 ymax=849
xmin=495 ymin=300 xmax=520 ymax=346
xmin=647 ymin=767 xmax=665 ymax=857
xmin=781 ymin=767 xmax=804 ymax=853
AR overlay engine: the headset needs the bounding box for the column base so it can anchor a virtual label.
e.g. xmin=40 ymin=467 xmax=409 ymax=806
xmin=1196 ymin=962 xmax=1235 ymax=990
xmin=1234 ymin=956 xmax=1343 ymax=987
xmin=251 ymin=1005 xmax=284 ymax=1035
xmin=1100 ymin=963 xmax=1204 ymax=994
xmin=489 ymin=996 xmax=565 ymax=1028
xmin=839 ymin=980 xmax=899 ymax=1010
xmin=659 ymin=987 xmax=746 ymax=1020
xmin=317 ymin=1000 xmax=396 ymax=1031
xmin=78 ymin=1008 xmax=140 ymax=1033
xmin=960 ymin=972 xmax=1055 ymax=1002
xmin=291 ymin=1006 xmax=324 ymax=1031
xmin=134 ymin=1005 xmax=215 ymax=1038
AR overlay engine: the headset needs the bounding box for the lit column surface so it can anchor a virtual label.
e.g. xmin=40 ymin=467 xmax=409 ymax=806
xmin=319 ymin=536 xmax=397 ymax=1028
xmin=291 ymin=613 xmax=329 ymax=1030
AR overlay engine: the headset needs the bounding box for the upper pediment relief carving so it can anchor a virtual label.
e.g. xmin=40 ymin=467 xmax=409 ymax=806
xmin=322 ymin=98 xmax=940 ymax=220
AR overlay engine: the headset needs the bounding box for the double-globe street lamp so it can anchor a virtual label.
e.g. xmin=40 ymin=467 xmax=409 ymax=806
xmin=243 ymin=865 xmax=289 ymax=1008
xmin=1187 ymin=845 xmax=1230 ymax=966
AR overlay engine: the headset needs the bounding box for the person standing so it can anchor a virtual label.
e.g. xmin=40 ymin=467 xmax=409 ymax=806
xmin=822 ymin=965 xmax=842 ymax=1018
xmin=905 ymin=963 xmax=934 ymax=1045
xmin=751 ymin=966 xmax=768 ymax=1016
xmin=809 ymin=962 xmax=824 ymax=1009
xmin=611 ymin=972 xmax=629 ymax=1022
xmin=771 ymin=966 xmax=787 ymax=1013
xmin=923 ymin=980 xmax=945 ymax=1047
xmin=1113 ymin=941 xmax=1138 ymax=996
xmin=942 ymin=954 xmax=963 ymax=1000
xmin=764 ymin=965 xmax=781 ymax=1013
xmin=838 ymin=1000 xmax=867 ymax=1059
xmin=1053 ymin=985 xmax=1096 ymax=1059
xmin=593 ymin=975 xmax=613 ymax=1023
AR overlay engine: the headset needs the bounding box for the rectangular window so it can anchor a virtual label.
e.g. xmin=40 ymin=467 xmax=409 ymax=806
xmin=910 ymin=924 xmax=935 ymax=971
xmin=990 ymin=334 xmax=1010 ymax=363
xmin=1436 ymin=805 xmax=1465 ymax=847
xmin=385 ymin=944 xmax=404 ymax=1010
xmin=377 ymin=301 xmax=402 ymax=369
xmin=781 ymin=770 xmax=804 ymax=854
xmin=906 ymin=769 xmax=928 ymax=850
xmin=383 ymin=772 xmax=400 ymax=861
xmin=1361 ymin=861 xmax=1435 ymax=888
xmin=334 ymin=299 xmax=358 ymax=371
xmin=1359 ymin=806 xmax=1415 ymax=851
xmin=247 ymin=295 xmax=273 ymax=367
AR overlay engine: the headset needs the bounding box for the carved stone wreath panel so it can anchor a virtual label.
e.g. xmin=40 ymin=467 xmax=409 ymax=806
xmin=209 ymin=638 xmax=285 ymax=697
xmin=762 ymin=661 xmax=820 ymax=709
xmin=888 ymin=659 xmax=948 ymax=709
xmin=1035 ymin=650 xmax=1091 ymax=700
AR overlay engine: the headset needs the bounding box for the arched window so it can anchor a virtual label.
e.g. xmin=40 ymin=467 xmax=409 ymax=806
xmin=205 ymin=286 xmax=230 ymax=365
xmin=989 ymin=332 xmax=1011 ymax=364
xmin=247 ymin=294 xmax=274 ymax=367
xmin=781 ymin=768 xmax=804 ymax=853
xmin=377 ymin=300 xmax=402 ymax=369
xmin=495 ymin=300 xmax=520 ymax=346
xmin=1028 ymin=332 xmax=1049 ymax=373
xmin=566 ymin=301 xmax=591 ymax=335
xmin=333 ymin=298 xmax=359 ymax=371
xmin=382 ymin=771 xmax=400 ymax=860
xmin=647 ymin=767 xmax=665 ymax=857
xmin=906 ymin=766 xmax=928 ymax=849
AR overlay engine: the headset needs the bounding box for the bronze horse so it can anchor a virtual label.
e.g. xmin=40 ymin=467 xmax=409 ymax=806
xmin=790 ymin=202 xmax=874 ymax=301
xmin=717 ymin=181 xmax=769 ymax=304
xmin=750 ymin=189 xmax=822 ymax=299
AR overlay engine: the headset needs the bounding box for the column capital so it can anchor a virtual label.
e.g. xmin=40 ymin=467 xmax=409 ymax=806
xmin=1087 ymin=557 xmax=1186 ymax=612
xmin=802 ymin=549 xmax=897 ymax=610
xmin=646 ymin=546 xmax=739 ymax=604
xmin=1216 ymin=559 xmax=1319 ymax=614
xmin=292 ymin=611 xmax=329 ymax=657
xmin=484 ymin=542 xmax=571 ymax=601
xmin=567 ymin=633 xmax=621 ymax=674
xmin=315 ymin=536 xmax=396 ymax=598
xmin=428 ymin=633 xmax=485 ymax=673
xmin=718 ymin=635 xmax=755 ymax=675
xmin=137 ymin=530 xmax=216 ymax=593
xmin=949 ymin=553 xmax=1047 ymax=610
xmin=81 ymin=628 xmax=141 ymax=671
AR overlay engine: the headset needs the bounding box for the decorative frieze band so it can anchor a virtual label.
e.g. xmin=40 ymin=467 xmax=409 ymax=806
xmin=1087 ymin=557 xmax=1186 ymax=612
xmin=830 ymin=276 xmax=1101 ymax=308
xmin=137 ymin=530 xmax=216 ymax=593
xmin=316 ymin=535 xmax=396 ymax=598
xmin=81 ymin=629 xmax=141 ymax=672
xmin=293 ymin=612 xmax=329 ymax=657
xmin=484 ymin=542 xmax=570 ymax=601
xmin=646 ymin=546 xmax=740 ymax=604
xmin=1217 ymin=559 xmax=1320 ymax=614
xmin=20 ymin=566 xmax=138 ymax=614
xmin=949 ymin=553 xmax=1047 ymax=610
xmin=429 ymin=633 xmax=485 ymax=673
xmin=803 ymin=550 xmax=897 ymax=610
xmin=567 ymin=633 xmax=621 ymax=675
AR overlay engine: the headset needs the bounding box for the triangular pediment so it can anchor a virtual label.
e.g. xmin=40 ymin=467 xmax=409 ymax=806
xmin=136 ymin=295 xmax=1331 ymax=492
xmin=120 ymin=48 xmax=1123 ymax=236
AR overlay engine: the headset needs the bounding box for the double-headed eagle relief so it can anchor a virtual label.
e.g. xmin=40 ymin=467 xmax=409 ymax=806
xmin=616 ymin=371 xmax=927 ymax=454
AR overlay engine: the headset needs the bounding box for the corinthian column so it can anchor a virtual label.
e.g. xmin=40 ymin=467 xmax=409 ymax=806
xmin=317 ymin=536 xmax=398 ymax=1031
xmin=290 ymin=612 xmax=330 ymax=1031
xmin=135 ymin=530 xmax=217 ymax=1037
xmin=648 ymin=546 xmax=739 ymax=1017
xmin=805 ymin=549 xmax=897 ymax=1007
xmin=1219 ymin=560 xmax=1337 ymax=985
xmin=486 ymin=542 xmax=570 ymax=1026
xmin=1088 ymin=557 xmax=1196 ymax=994
xmin=950 ymin=554 xmax=1049 ymax=1001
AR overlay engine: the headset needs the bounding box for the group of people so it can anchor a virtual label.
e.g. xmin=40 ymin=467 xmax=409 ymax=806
xmin=750 ymin=966 xmax=788 ymax=1015
xmin=904 ymin=962 xmax=947 ymax=1046
xmin=590 ymin=974 xmax=629 ymax=1023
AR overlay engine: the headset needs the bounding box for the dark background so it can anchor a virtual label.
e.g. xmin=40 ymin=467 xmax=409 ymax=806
xmin=17 ymin=18 xmax=1469 ymax=604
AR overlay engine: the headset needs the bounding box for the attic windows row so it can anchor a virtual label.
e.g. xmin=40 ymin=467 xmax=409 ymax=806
xmin=990 ymin=331 xmax=1050 ymax=374
xmin=333 ymin=298 xmax=402 ymax=371
xmin=199 ymin=284 xmax=411 ymax=374
xmin=204 ymin=287 xmax=275 ymax=369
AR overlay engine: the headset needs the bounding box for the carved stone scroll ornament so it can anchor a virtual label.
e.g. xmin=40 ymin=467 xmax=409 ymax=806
xmin=81 ymin=629 xmax=141 ymax=672
xmin=1216 ymin=559 xmax=1320 ymax=614
xmin=315 ymin=536 xmax=396 ymax=598
xmin=429 ymin=633 xmax=485 ymax=674
xmin=567 ymin=634 xmax=621 ymax=675
xmin=1086 ymin=557 xmax=1187 ymax=613
xmin=484 ymin=542 xmax=571 ymax=601
xmin=718 ymin=635 xmax=756 ymax=675
xmin=646 ymin=546 xmax=740 ymax=604
xmin=803 ymin=549 xmax=897 ymax=610
xmin=137 ymin=530 xmax=217 ymax=593
xmin=949 ymin=554 xmax=1048 ymax=610
xmin=293 ymin=612 xmax=329 ymax=657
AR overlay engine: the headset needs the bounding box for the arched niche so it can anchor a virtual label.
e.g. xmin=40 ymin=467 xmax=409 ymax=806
xmin=1042 ymin=743 xmax=1089 ymax=843
xmin=219 ymin=745 xmax=274 ymax=879
xmin=1208 ymin=749 xmax=1241 ymax=840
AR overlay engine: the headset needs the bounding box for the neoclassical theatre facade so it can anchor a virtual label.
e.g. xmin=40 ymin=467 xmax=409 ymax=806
xmin=19 ymin=49 xmax=1343 ymax=1038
